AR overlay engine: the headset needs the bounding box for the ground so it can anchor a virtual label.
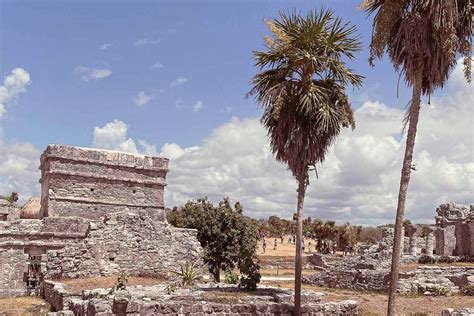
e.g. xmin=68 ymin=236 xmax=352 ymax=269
xmin=257 ymin=239 xmax=474 ymax=315
xmin=1 ymin=240 xmax=473 ymax=315
xmin=0 ymin=296 xmax=49 ymax=316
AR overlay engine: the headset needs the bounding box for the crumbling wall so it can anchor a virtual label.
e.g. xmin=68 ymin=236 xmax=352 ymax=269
xmin=40 ymin=145 xmax=168 ymax=220
xmin=45 ymin=212 xmax=202 ymax=279
xmin=0 ymin=248 xmax=27 ymax=297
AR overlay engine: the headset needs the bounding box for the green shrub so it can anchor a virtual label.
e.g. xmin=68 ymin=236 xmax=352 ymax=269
xmin=459 ymin=255 xmax=474 ymax=263
xmin=438 ymin=256 xmax=455 ymax=263
xmin=418 ymin=255 xmax=436 ymax=264
xmin=239 ymin=257 xmax=261 ymax=291
xmin=109 ymin=272 xmax=128 ymax=294
xmin=174 ymin=261 xmax=200 ymax=286
xmin=164 ymin=283 xmax=177 ymax=295
xmin=461 ymin=285 xmax=474 ymax=296
xmin=224 ymin=269 xmax=239 ymax=284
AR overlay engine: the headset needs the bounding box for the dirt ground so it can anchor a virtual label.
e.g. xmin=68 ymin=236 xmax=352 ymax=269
xmin=0 ymin=296 xmax=50 ymax=316
xmin=258 ymin=239 xmax=474 ymax=315
xmin=61 ymin=275 xmax=165 ymax=293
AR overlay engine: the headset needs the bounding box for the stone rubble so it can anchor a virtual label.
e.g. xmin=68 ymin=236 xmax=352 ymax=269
xmin=43 ymin=281 xmax=358 ymax=316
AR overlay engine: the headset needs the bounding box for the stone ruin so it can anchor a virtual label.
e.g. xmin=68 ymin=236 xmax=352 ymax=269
xmin=435 ymin=202 xmax=474 ymax=257
xmin=304 ymin=203 xmax=474 ymax=295
xmin=0 ymin=145 xmax=202 ymax=297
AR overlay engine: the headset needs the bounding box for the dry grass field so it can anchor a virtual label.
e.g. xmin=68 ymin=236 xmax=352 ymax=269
xmin=257 ymin=239 xmax=474 ymax=315
xmin=0 ymin=296 xmax=49 ymax=315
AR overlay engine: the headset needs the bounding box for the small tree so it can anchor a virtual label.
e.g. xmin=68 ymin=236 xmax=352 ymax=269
xmin=169 ymin=197 xmax=261 ymax=289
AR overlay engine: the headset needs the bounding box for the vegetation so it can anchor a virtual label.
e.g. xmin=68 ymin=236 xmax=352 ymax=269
xmin=169 ymin=197 xmax=261 ymax=290
xmin=174 ymin=261 xmax=201 ymax=287
xmin=108 ymin=272 xmax=128 ymax=294
xmin=418 ymin=255 xmax=436 ymax=265
xmin=224 ymin=269 xmax=239 ymax=285
xmin=249 ymin=8 xmax=363 ymax=313
xmin=0 ymin=192 xmax=18 ymax=205
xmin=361 ymin=0 xmax=472 ymax=314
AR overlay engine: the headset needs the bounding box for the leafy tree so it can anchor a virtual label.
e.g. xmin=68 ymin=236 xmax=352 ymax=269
xmin=249 ymin=9 xmax=363 ymax=313
xmin=362 ymin=1 xmax=472 ymax=314
xmin=168 ymin=197 xmax=261 ymax=289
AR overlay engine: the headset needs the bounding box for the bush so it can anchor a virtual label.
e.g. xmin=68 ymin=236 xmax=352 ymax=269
xmin=438 ymin=256 xmax=455 ymax=264
xmin=418 ymin=255 xmax=436 ymax=264
xmin=224 ymin=269 xmax=239 ymax=284
xmin=239 ymin=258 xmax=261 ymax=291
xmin=174 ymin=261 xmax=200 ymax=286
xmin=461 ymin=285 xmax=474 ymax=296
xmin=109 ymin=272 xmax=128 ymax=294
xmin=458 ymin=255 xmax=474 ymax=263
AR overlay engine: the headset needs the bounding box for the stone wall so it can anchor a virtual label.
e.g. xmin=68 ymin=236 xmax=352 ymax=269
xmin=0 ymin=145 xmax=203 ymax=298
xmin=39 ymin=145 xmax=168 ymax=220
xmin=42 ymin=281 xmax=358 ymax=316
xmin=0 ymin=248 xmax=28 ymax=297
xmin=45 ymin=212 xmax=202 ymax=279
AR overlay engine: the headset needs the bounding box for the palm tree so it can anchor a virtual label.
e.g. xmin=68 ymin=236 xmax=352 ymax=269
xmin=361 ymin=0 xmax=472 ymax=314
xmin=249 ymin=9 xmax=363 ymax=314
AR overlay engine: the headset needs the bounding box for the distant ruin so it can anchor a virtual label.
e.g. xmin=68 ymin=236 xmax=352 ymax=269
xmin=0 ymin=145 xmax=202 ymax=297
xmin=434 ymin=202 xmax=474 ymax=256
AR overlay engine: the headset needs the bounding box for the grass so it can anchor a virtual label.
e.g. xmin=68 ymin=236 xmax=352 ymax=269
xmin=0 ymin=296 xmax=50 ymax=315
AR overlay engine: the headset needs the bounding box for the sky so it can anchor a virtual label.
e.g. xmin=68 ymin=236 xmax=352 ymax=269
xmin=0 ymin=0 xmax=472 ymax=225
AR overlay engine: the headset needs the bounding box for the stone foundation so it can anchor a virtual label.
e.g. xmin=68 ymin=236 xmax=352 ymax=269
xmin=42 ymin=281 xmax=358 ymax=316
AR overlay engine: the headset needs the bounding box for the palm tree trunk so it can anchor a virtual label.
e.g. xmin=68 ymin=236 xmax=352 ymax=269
xmin=387 ymin=69 xmax=422 ymax=316
xmin=294 ymin=175 xmax=306 ymax=316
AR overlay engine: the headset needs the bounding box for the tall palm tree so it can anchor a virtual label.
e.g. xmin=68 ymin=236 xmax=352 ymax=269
xmin=361 ymin=0 xmax=472 ymax=314
xmin=249 ymin=9 xmax=363 ymax=315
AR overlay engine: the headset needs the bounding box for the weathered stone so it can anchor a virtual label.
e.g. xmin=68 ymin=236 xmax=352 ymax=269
xmin=0 ymin=145 xmax=202 ymax=297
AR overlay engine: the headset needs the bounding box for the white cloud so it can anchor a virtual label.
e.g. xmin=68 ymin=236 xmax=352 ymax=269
xmin=92 ymin=119 xmax=157 ymax=155
xmin=151 ymin=62 xmax=164 ymax=70
xmin=74 ymin=66 xmax=112 ymax=82
xmin=100 ymin=43 xmax=112 ymax=50
xmin=0 ymin=68 xmax=31 ymax=119
xmin=157 ymin=61 xmax=473 ymax=225
xmin=133 ymin=91 xmax=152 ymax=107
xmin=0 ymin=136 xmax=41 ymax=202
xmin=193 ymin=101 xmax=203 ymax=112
xmin=169 ymin=77 xmax=189 ymax=88
xmin=134 ymin=38 xmax=160 ymax=46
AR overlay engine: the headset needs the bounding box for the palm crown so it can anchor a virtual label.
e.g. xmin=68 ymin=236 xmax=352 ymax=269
xmin=361 ymin=0 xmax=472 ymax=94
xmin=249 ymin=9 xmax=363 ymax=180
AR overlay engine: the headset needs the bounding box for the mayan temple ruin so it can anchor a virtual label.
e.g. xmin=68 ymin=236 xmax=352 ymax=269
xmin=0 ymin=145 xmax=202 ymax=297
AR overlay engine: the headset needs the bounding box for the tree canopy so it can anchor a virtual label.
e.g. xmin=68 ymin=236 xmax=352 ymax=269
xmin=168 ymin=197 xmax=261 ymax=289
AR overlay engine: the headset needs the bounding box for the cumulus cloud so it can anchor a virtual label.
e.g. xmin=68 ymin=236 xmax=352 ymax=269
xmin=74 ymin=66 xmax=112 ymax=82
xmin=0 ymin=68 xmax=31 ymax=119
xmin=193 ymin=101 xmax=203 ymax=112
xmin=169 ymin=77 xmax=189 ymax=88
xmin=158 ymin=62 xmax=473 ymax=225
xmin=0 ymin=136 xmax=41 ymax=202
xmin=133 ymin=91 xmax=152 ymax=107
xmin=99 ymin=43 xmax=112 ymax=50
xmin=92 ymin=119 xmax=157 ymax=155
xmin=134 ymin=38 xmax=160 ymax=46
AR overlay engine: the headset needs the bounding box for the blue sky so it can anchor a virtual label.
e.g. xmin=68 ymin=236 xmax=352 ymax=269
xmin=1 ymin=0 xmax=407 ymax=150
xmin=1 ymin=0 xmax=471 ymax=224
